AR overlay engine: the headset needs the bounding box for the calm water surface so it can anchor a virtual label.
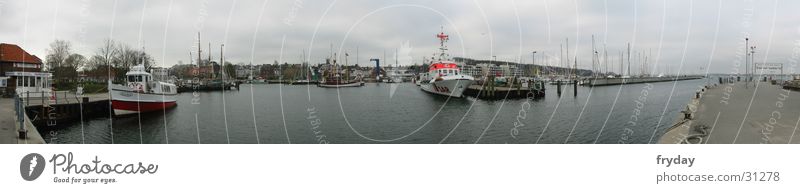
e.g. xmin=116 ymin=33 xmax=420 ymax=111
xmin=42 ymin=79 xmax=709 ymax=144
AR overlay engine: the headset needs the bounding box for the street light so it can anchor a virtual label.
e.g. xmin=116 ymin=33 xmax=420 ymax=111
xmin=750 ymin=46 xmax=756 ymax=85
xmin=745 ymin=38 xmax=749 ymax=88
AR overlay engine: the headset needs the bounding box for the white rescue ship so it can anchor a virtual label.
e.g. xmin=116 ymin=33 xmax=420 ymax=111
xmin=418 ymin=28 xmax=474 ymax=97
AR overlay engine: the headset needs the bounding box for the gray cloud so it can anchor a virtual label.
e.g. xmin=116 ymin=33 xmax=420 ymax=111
xmin=1 ymin=0 xmax=798 ymax=74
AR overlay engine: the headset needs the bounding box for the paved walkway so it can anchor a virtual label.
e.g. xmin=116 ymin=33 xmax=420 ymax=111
xmin=659 ymin=81 xmax=800 ymax=144
xmin=0 ymin=98 xmax=45 ymax=144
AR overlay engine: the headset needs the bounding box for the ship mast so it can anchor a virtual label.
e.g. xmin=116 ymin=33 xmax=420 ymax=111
xmin=436 ymin=26 xmax=449 ymax=61
xmin=197 ymin=32 xmax=201 ymax=67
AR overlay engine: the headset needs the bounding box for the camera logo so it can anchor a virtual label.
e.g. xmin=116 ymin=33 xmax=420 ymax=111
xmin=20 ymin=153 xmax=45 ymax=181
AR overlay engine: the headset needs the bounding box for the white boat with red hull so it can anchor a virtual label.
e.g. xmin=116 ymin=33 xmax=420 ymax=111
xmin=109 ymin=65 xmax=178 ymax=116
xmin=418 ymin=28 xmax=475 ymax=98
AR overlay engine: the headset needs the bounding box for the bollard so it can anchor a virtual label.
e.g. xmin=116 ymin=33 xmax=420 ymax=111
xmin=15 ymin=95 xmax=27 ymax=139
xmin=696 ymin=92 xmax=701 ymax=99
xmin=573 ymin=80 xmax=578 ymax=97
xmin=557 ymin=80 xmax=562 ymax=96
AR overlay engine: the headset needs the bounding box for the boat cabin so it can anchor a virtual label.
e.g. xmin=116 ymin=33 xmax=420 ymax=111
xmin=428 ymin=62 xmax=461 ymax=77
xmin=125 ymin=65 xmax=177 ymax=94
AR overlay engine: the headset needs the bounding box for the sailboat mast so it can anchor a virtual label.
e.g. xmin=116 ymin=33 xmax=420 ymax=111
xmin=626 ymin=43 xmax=631 ymax=77
xmin=197 ymin=32 xmax=201 ymax=67
xmin=560 ymin=44 xmax=563 ymax=76
xmin=220 ymin=44 xmax=225 ymax=80
xmin=592 ymin=34 xmax=597 ymax=77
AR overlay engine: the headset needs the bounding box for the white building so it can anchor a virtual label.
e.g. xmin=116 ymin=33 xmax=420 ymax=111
xmin=150 ymin=67 xmax=170 ymax=81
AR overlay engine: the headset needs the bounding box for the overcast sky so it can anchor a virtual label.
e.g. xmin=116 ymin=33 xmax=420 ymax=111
xmin=1 ymin=0 xmax=799 ymax=74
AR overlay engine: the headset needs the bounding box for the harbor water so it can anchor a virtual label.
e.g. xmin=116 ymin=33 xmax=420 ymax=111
xmin=41 ymin=79 xmax=709 ymax=144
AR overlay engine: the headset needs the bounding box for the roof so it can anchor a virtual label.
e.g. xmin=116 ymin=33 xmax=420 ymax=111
xmin=0 ymin=43 xmax=43 ymax=64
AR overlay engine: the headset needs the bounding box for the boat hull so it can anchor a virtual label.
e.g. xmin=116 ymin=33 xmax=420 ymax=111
xmin=110 ymin=85 xmax=177 ymax=116
xmin=111 ymin=100 xmax=177 ymax=116
xmin=420 ymin=79 xmax=474 ymax=98
xmin=317 ymin=81 xmax=364 ymax=88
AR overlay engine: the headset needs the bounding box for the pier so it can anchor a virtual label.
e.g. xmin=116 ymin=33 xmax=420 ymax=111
xmin=587 ymin=76 xmax=704 ymax=86
xmin=659 ymin=79 xmax=800 ymax=144
xmin=463 ymin=77 xmax=546 ymax=100
xmin=19 ymin=91 xmax=110 ymax=129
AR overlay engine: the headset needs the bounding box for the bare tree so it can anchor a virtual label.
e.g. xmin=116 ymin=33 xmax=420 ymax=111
xmin=45 ymin=40 xmax=72 ymax=70
xmin=86 ymin=55 xmax=105 ymax=70
xmin=64 ymin=53 xmax=86 ymax=70
xmin=96 ymin=39 xmax=117 ymax=67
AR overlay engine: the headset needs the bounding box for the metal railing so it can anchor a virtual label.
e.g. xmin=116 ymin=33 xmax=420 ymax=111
xmin=22 ymin=90 xmax=83 ymax=106
xmin=14 ymin=93 xmax=26 ymax=139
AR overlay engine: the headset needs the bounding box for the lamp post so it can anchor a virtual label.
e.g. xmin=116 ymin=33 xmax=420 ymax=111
xmin=745 ymin=38 xmax=749 ymax=88
xmin=750 ymin=46 xmax=756 ymax=86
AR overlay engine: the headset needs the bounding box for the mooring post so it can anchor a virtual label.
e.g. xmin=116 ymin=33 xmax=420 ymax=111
xmin=557 ymin=80 xmax=562 ymax=96
xmin=573 ymin=80 xmax=578 ymax=97
xmin=16 ymin=94 xmax=27 ymax=139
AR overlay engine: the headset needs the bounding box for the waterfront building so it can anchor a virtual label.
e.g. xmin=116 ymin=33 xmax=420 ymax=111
xmin=0 ymin=43 xmax=52 ymax=96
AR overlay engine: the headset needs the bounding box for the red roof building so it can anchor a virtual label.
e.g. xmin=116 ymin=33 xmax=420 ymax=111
xmin=0 ymin=43 xmax=51 ymax=96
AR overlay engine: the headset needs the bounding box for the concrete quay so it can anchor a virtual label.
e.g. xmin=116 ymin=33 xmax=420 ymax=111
xmin=0 ymin=98 xmax=45 ymax=144
xmin=659 ymin=81 xmax=800 ymax=144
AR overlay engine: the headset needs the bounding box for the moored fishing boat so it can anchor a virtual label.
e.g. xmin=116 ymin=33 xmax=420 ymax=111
xmin=318 ymin=53 xmax=364 ymax=88
xmin=109 ymin=65 xmax=178 ymax=116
